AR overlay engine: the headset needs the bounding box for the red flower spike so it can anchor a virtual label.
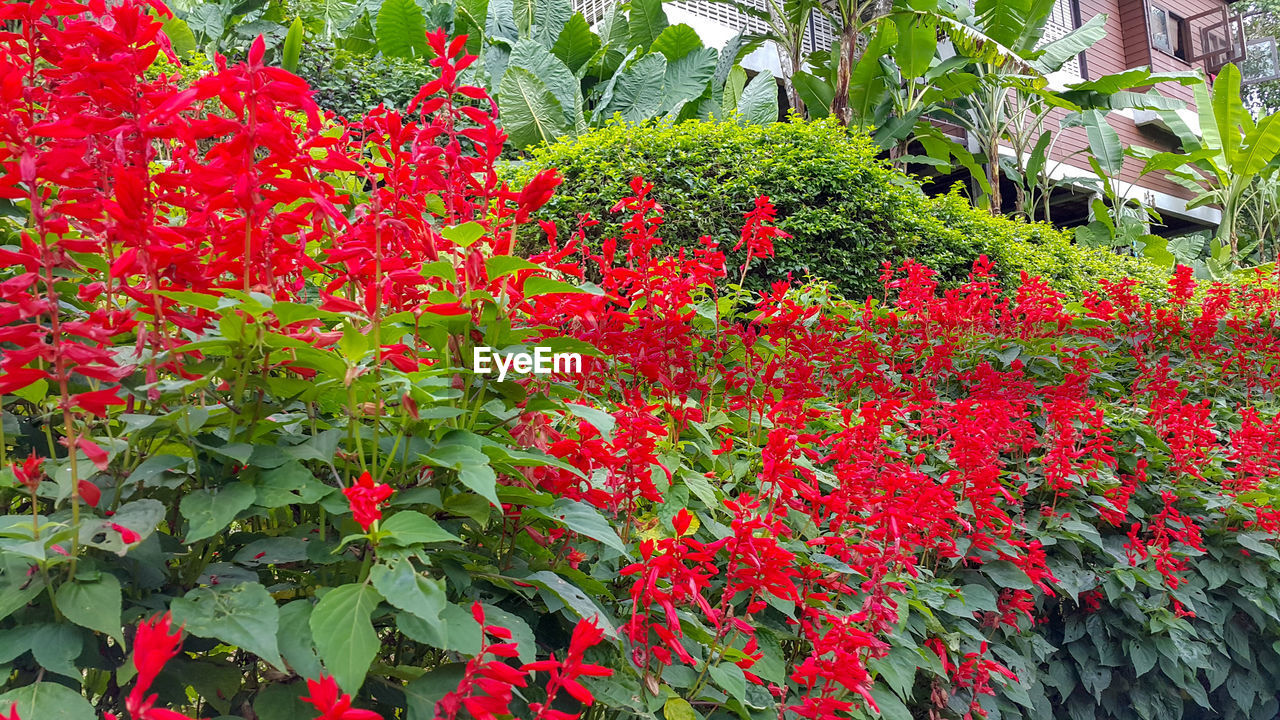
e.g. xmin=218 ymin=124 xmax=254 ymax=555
xmin=300 ymin=675 xmax=383 ymax=720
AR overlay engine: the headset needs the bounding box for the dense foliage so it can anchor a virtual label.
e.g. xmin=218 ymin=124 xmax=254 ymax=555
xmin=4 ymin=4 xmax=1280 ymax=720
xmin=515 ymin=119 xmax=1170 ymax=301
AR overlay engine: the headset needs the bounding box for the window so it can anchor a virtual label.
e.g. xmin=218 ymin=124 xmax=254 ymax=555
xmin=1149 ymin=4 xmax=1188 ymax=61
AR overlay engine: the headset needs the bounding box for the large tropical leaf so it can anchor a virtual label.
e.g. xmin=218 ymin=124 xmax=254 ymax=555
xmin=1213 ymin=63 xmax=1251 ymax=166
xmin=792 ymin=70 xmax=833 ymax=118
xmin=934 ymin=12 xmax=1032 ymax=71
xmin=848 ymin=20 xmax=896 ymax=127
xmin=376 ymin=0 xmax=428 ymax=58
xmin=513 ymin=0 xmax=534 ymax=33
xmin=508 ymin=38 xmax=580 ymax=126
xmin=499 ymin=66 xmax=570 ymax=147
xmin=652 ymin=23 xmax=702 ymax=60
xmin=551 ymin=12 xmax=600 ymax=72
xmin=455 ymin=0 xmax=490 ymax=53
xmin=595 ymin=52 xmax=667 ymax=123
xmin=737 ymin=70 xmax=779 ymax=125
xmin=627 ymin=0 xmax=668 ymax=50
xmin=659 ymin=46 xmax=716 ymax=113
xmin=486 ymin=0 xmax=518 ymax=42
xmin=974 ymin=0 xmax=1054 ymax=52
xmin=1194 ymin=80 xmax=1229 ymax=178
xmin=1237 ymin=112 xmax=1280 ymax=175
xmin=533 ymin=0 xmax=573 ymax=46
xmin=1031 ymin=13 xmax=1105 ymax=74
xmin=720 ymin=64 xmax=747 ymax=115
xmin=1081 ymin=109 xmax=1124 ymax=177
xmin=892 ymin=14 xmax=937 ymax=79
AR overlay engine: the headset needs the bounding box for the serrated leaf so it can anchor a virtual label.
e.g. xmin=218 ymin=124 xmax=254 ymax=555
xmin=55 ymin=574 xmax=122 ymax=643
xmin=311 ymin=583 xmax=382 ymax=694
xmin=171 ymin=582 xmax=285 ymax=670
xmin=550 ymin=497 xmax=627 ymax=554
xmin=181 ymin=482 xmax=257 ymax=543
xmin=370 ymin=558 xmax=448 ymax=623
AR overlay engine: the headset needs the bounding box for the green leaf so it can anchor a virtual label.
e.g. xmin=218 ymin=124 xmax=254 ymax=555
xmin=981 ymin=560 xmax=1033 ymax=589
xmin=869 ymin=684 xmax=913 ymax=720
xmin=892 ymin=14 xmax=937 ymax=78
xmin=551 ymin=12 xmax=600 ymax=72
xmin=55 ymin=574 xmax=122 ymax=643
xmin=524 ymin=276 xmax=587 ymax=296
xmin=651 ymin=23 xmax=701 ymax=60
xmin=1237 ymin=112 xmax=1280 ymax=175
xmin=380 ymin=510 xmax=462 ymax=546
xmin=256 ymin=461 xmax=331 ymax=507
xmin=708 ymin=662 xmax=747 ymax=706
xmin=162 ymin=17 xmax=199 ymax=59
xmin=664 ymin=696 xmax=698 ymax=720
xmin=440 ymin=221 xmax=488 ymax=248
xmin=498 ymin=66 xmax=569 ymax=148
xmin=1032 ymin=13 xmax=1106 ymax=73
xmin=0 ymin=683 xmax=95 ymax=720
xmin=507 ymin=38 xmax=580 ymax=128
xmin=564 ymin=402 xmax=615 ymax=438
xmin=278 ymin=600 xmax=324 ymax=681
xmin=792 ymin=70 xmax=832 ymax=118
xmin=549 ymin=497 xmax=627 ymax=554
xmin=311 ymin=584 xmax=383 ymax=693
xmin=525 ymin=570 xmax=617 ymax=637
xmin=282 ymin=17 xmax=304 ymax=72
xmin=1082 ymin=109 xmax=1123 ymax=177
xmin=80 ymin=498 xmax=165 ymax=555
xmin=596 ymin=52 xmax=666 ymax=123
xmin=27 ymin=624 xmax=83 ymax=678
xmin=627 ymin=0 xmax=667 ymax=50
xmin=487 ymin=256 xmax=544 ymax=279
xmin=660 ymin=46 xmax=716 ymax=114
xmin=370 ymin=558 xmax=448 ymax=623
xmin=424 ymin=440 xmax=499 ymax=507
xmin=736 ymin=70 xmax=778 ymax=125
xmin=171 ymin=582 xmax=285 ymax=670
xmin=377 ymin=0 xmax=429 ymax=58
xmin=181 ymin=482 xmax=257 ymax=543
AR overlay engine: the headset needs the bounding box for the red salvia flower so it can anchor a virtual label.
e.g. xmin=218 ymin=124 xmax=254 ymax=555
xmin=344 ymin=471 xmax=394 ymax=532
xmin=299 ymin=675 xmax=382 ymax=720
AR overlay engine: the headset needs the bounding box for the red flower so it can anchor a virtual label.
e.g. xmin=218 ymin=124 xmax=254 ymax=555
xmin=516 ymin=168 xmax=562 ymax=222
xmin=0 ymin=703 xmax=18 ymax=720
xmin=126 ymin=613 xmax=186 ymax=720
xmin=111 ymin=523 xmax=141 ymax=544
xmin=11 ymin=455 xmax=43 ymax=493
xmin=300 ymin=675 xmax=383 ymax=720
xmin=78 ymin=480 xmax=101 ymax=508
xmin=343 ymin=471 xmax=393 ymax=532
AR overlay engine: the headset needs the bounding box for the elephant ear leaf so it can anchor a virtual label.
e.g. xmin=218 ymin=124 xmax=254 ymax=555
xmin=627 ymin=0 xmax=667 ymax=50
xmin=659 ymin=46 xmax=716 ymax=114
xmin=551 ymin=12 xmax=601 ymax=72
xmin=737 ymin=69 xmax=778 ymax=126
xmin=596 ymin=52 xmax=666 ymax=123
xmin=499 ymin=66 xmax=570 ymax=148
xmin=376 ymin=0 xmax=428 ymax=58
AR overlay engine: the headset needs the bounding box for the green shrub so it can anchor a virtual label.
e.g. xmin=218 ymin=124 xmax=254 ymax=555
xmin=295 ymin=41 xmax=433 ymax=120
xmin=514 ymin=118 xmax=1170 ymax=300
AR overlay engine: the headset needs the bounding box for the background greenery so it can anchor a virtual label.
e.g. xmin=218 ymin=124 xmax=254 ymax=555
xmin=514 ymin=118 xmax=1171 ymax=300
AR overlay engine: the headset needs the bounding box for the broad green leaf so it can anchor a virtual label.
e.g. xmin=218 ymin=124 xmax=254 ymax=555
xmin=564 ymin=402 xmax=615 ymax=438
xmin=550 ymin=12 xmax=601 ymax=72
xmin=869 ymin=684 xmax=913 ymax=720
xmin=278 ymin=600 xmax=324 ymax=681
xmin=80 ymin=498 xmax=165 ymax=554
xmin=311 ymin=583 xmax=383 ymax=693
xmin=0 ymin=683 xmax=95 ymax=720
xmin=981 ymin=560 xmax=1033 ymax=589
xmin=499 ymin=66 xmax=570 ymax=148
xmin=380 ymin=510 xmax=462 ymax=546
xmin=282 ymin=17 xmax=303 ymax=72
xmin=441 ymin=221 xmax=487 ymax=248
xmin=1237 ymin=112 xmax=1280 ymax=175
xmin=550 ymin=497 xmax=627 ymax=554
xmin=596 ymin=52 xmax=666 ymax=123
xmin=455 ymin=0 xmax=490 ymax=53
xmin=1082 ymin=109 xmax=1123 ymax=176
xmin=737 ymin=70 xmax=778 ymax=125
xmin=533 ymin=0 xmax=573 ymax=45
xmin=0 ymin=572 xmax=44 ymax=624
xmin=627 ymin=0 xmax=667 ymax=50
xmin=256 ymin=461 xmax=331 ymax=507
xmin=487 ymin=256 xmax=544 ymax=279
xmin=162 ymin=17 xmax=199 ymax=59
xmin=525 ymin=570 xmax=617 ymax=637
xmin=254 ymin=682 xmax=317 ymax=720
xmin=1032 ymin=13 xmax=1106 ymax=73
xmin=370 ymin=558 xmax=448 ymax=623
xmin=55 ymin=574 xmax=122 ymax=643
xmin=26 ymin=624 xmax=83 ymax=678
xmin=664 ymin=697 xmax=697 ymax=720
xmin=651 ymin=23 xmax=701 ymax=60
xmin=660 ymin=46 xmax=716 ymax=114
xmin=507 ymin=38 xmax=580 ymax=128
xmin=721 ymin=64 xmax=747 ymax=115
xmin=171 ymin=582 xmax=285 ymax=669
xmin=708 ymin=662 xmax=747 ymax=706
xmin=423 ymin=442 xmax=499 ymax=507
xmin=377 ymin=0 xmax=429 ymax=58
xmin=181 ymin=482 xmax=257 ymax=543
xmin=1213 ymin=63 xmax=1250 ymax=166
xmin=849 ymin=21 xmax=896 ymax=126
xmin=792 ymin=70 xmax=833 ymax=118
xmin=524 ymin=275 xmax=587 ymax=296
xmin=893 ymin=14 xmax=937 ymax=78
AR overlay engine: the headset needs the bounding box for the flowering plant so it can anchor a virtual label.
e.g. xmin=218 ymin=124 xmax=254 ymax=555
xmin=2 ymin=2 xmax=1280 ymax=720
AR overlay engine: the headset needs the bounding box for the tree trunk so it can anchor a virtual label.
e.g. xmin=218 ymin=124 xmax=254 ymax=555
xmin=985 ymin=135 xmax=1002 ymax=215
xmin=830 ymin=24 xmax=857 ymax=125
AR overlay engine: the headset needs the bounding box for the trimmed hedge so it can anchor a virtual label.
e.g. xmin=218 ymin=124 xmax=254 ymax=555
xmin=514 ymin=118 xmax=1170 ymax=300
